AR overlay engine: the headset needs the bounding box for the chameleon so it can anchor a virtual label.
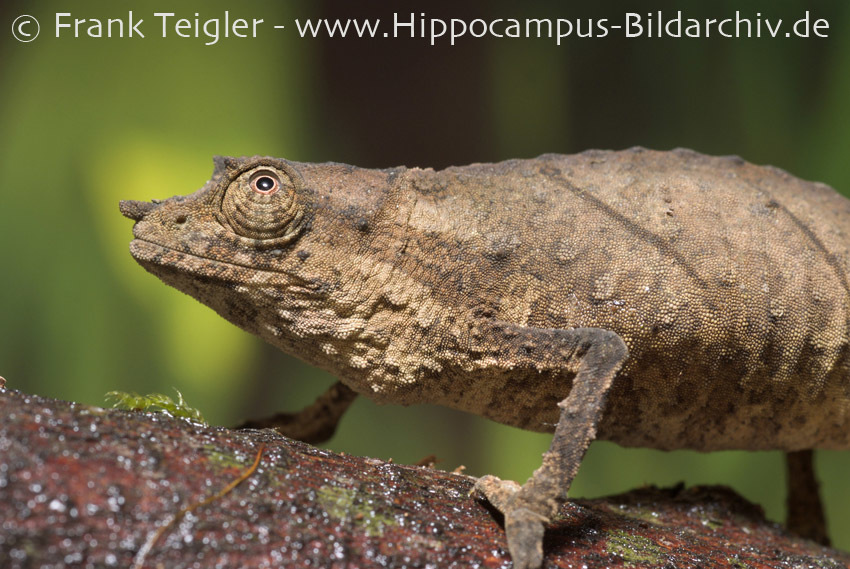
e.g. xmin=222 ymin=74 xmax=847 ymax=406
xmin=120 ymin=148 xmax=850 ymax=568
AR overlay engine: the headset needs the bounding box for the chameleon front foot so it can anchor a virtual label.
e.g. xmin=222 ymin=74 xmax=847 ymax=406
xmin=470 ymin=326 xmax=629 ymax=569
xmin=473 ymin=475 xmax=548 ymax=569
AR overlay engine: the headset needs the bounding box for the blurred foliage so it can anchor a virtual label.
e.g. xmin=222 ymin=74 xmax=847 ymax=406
xmin=1 ymin=0 xmax=849 ymax=549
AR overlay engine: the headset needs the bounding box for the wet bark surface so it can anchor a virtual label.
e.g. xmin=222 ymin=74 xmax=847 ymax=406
xmin=1 ymin=388 xmax=847 ymax=568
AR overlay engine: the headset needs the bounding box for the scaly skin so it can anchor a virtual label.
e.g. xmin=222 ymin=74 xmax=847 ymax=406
xmin=121 ymin=148 xmax=850 ymax=566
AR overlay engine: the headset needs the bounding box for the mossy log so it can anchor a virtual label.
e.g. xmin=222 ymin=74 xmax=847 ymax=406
xmin=1 ymin=388 xmax=847 ymax=568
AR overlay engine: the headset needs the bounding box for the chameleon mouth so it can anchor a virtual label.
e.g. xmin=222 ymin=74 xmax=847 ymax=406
xmin=130 ymin=238 xmax=323 ymax=285
xmin=129 ymin=239 xmax=329 ymax=300
xmin=128 ymin=239 xmax=269 ymax=283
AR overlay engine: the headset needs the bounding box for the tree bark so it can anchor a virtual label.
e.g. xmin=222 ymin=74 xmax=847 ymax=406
xmin=1 ymin=388 xmax=847 ymax=568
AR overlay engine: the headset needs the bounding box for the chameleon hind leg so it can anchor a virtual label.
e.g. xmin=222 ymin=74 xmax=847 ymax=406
xmin=786 ymin=449 xmax=829 ymax=545
xmin=236 ymin=381 xmax=357 ymax=444
xmin=473 ymin=325 xmax=628 ymax=569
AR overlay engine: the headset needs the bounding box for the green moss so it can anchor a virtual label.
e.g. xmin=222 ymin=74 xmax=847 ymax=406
xmin=613 ymin=504 xmax=665 ymax=525
xmin=700 ymin=516 xmax=724 ymax=530
xmin=202 ymin=445 xmax=247 ymax=469
xmin=726 ymin=556 xmax=754 ymax=569
xmin=105 ymin=389 xmax=206 ymax=424
xmin=317 ymin=486 xmax=398 ymax=537
xmin=605 ymin=529 xmax=667 ymax=566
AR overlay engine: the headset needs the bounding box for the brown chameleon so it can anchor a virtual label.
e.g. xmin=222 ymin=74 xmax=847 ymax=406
xmin=120 ymin=148 xmax=850 ymax=568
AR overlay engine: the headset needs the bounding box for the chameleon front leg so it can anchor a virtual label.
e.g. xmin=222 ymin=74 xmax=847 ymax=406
xmin=473 ymin=325 xmax=629 ymax=569
xmin=236 ymin=381 xmax=358 ymax=444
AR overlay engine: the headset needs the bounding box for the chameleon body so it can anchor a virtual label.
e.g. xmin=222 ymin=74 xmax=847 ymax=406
xmin=121 ymin=148 xmax=850 ymax=568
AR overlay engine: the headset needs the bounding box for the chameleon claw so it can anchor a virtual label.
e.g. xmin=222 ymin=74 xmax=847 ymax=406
xmin=473 ymin=475 xmax=550 ymax=568
xmin=505 ymin=506 xmax=548 ymax=569
xmin=471 ymin=474 xmax=521 ymax=510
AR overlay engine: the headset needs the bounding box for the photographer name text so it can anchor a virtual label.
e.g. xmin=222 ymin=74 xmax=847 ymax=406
xmin=51 ymin=10 xmax=829 ymax=46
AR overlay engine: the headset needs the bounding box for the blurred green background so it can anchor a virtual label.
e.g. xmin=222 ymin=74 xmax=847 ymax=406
xmin=2 ymin=0 xmax=850 ymax=548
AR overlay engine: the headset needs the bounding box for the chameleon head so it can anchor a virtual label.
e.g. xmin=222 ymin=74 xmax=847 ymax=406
xmin=118 ymin=156 xmax=337 ymax=351
xmin=119 ymin=155 xmax=420 ymax=388
xmin=122 ymin=154 xmax=308 ymax=239
xmin=120 ymin=156 xmax=309 ymax=271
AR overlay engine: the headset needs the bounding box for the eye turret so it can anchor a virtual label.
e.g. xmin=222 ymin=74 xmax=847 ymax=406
xmin=221 ymin=165 xmax=307 ymax=245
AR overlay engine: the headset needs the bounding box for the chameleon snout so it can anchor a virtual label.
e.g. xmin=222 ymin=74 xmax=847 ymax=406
xmin=119 ymin=199 xmax=157 ymax=221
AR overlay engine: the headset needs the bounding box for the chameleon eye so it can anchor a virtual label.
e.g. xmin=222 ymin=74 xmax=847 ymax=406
xmin=221 ymin=165 xmax=306 ymax=243
xmin=251 ymin=173 xmax=280 ymax=195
